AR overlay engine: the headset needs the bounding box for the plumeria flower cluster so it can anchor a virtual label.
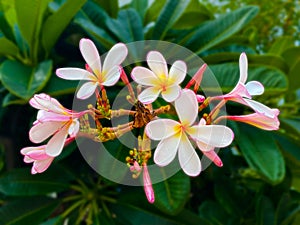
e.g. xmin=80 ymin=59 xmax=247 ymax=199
xmin=21 ymin=38 xmax=280 ymax=204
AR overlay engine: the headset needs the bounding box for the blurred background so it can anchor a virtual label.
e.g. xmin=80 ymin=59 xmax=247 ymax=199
xmin=0 ymin=0 xmax=299 ymax=224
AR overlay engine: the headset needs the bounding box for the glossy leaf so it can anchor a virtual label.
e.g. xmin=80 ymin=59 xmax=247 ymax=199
xmin=0 ymin=11 xmax=15 ymax=41
xmin=281 ymin=47 xmax=300 ymax=68
xmin=198 ymin=201 xmax=230 ymax=225
xmin=236 ymin=124 xmax=285 ymax=184
xmin=93 ymin=0 xmax=118 ymax=18
xmin=144 ymin=0 xmax=167 ymax=24
xmin=0 ymin=60 xmax=52 ymax=100
xmin=130 ymin=0 xmax=148 ymax=20
xmin=152 ymin=0 xmax=190 ymax=40
xmin=42 ymin=0 xmax=87 ymax=55
xmin=183 ymin=6 xmax=259 ymax=54
xmin=268 ymin=36 xmax=295 ymax=55
xmin=2 ymin=93 xmax=27 ymax=106
xmin=106 ymin=9 xmax=144 ymax=42
xmin=256 ymin=195 xmax=275 ymax=225
xmin=42 ymin=74 xmax=78 ymax=96
xmin=0 ymin=37 xmax=19 ymax=57
xmin=287 ymin=60 xmax=300 ymax=91
xmin=153 ymin=170 xmax=190 ymax=215
xmin=15 ymin=0 xmax=50 ymax=51
xmin=0 ymin=196 xmax=60 ymax=225
xmin=0 ymin=166 xmax=73 ymax=196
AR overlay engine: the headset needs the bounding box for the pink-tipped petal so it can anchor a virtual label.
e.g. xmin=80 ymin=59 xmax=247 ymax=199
xmin=68 ymin=119 xmax=79 ymax=137
xmin=178 ymin=133 xmax=201 ymax=177
xmin=143 ymin=164 xmax=155 ymax=204
xmin=146 ymin=119 xmax=180 ymax=140
xmin=154 ymin=134 xmax=181 ymax=167
xmin=29 ymin=121 xmax=64 ymax=143
xmin=33 ymin=157 xmax=54 ymax=173
xmin=131 ymin=67 xmax=158 ymax=86
xmin=243 ymin=99 xmax=280 ymax=118
xmin=26 ymin=150 xmax=51 ymax=160
xmin=168 ymin=60 xmax=186 ymax=84
xmin=147 ymin=51 xmax=168 ymax=78
xmin=37 ymin=111 xmax=71 ymax=123
xmin=161 ymin=84 xmax=181 ymax=102
xmin=21 ymin=146 xmax=45 ymax=155
xmin=79 ymin=38 xmax=102 ymax=75
xmin=245 ymin=81 xmax=264 ymax=96
xmin=188 ymin=125 xmax=234 ymax=149
xmin=239 ymin=52 xmax=248 ymax=84
xmin=227 ymin=83 xmax=251 ymax=99
xmin=56 ymin=68 xmax=95 ymax=81
xmin=203 ymin=150 xmax=223 ymax=167
xmin=196 ymin=141 xmax=214 ymax=152
xmin=138 ymin=86 xmax=161 ymax=104
xmin=46 ymin=124 xmax=69 ymax=157
xmin=24 ymin=156 xmax=34 ymax=163
xmin=175 ymin=89 xmax=198 ymax=125
xmin=76 ymin=81 xmax=98 ymax=99
xmin=31 ymin=94 xmax=66 ymax=114
xmin=102 ymin=65 xmax=120 ymax=86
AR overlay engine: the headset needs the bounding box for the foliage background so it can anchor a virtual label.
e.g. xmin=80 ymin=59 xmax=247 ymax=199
xmin=0 ymin=0 xmax=299 ymax=224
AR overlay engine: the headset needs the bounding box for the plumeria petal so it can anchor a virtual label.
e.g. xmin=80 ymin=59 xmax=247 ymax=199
xmin=76 ymin=81 xmax=98 ymax=99
xmin=188 ymin=125 xmax=234 ymax=149
xmin=178 ymin=133 xmax=201 ymax=176
xmin=29 ymin=121 xmax=64 ymax=143
xmin=196 ymin=141 xmax=214 ymax=152
xmin=102 ymin=65 xmax=121 ymax=86
xmin=175 ymin=89 xmax=198 ymax=126
xmin=143 ymin=164 xmax=155 ymax=204
xmin=138 ymin=86 xmax=161 ymax=104
xmin=56 ymin=68 xmax=95 ymax=81
xmin=68 ymin=119 xmax=80 ymax=137
xmin=147 ymin=51 xmax=168 ymax=79
xmin=102 ymin=43 xmax=128 ymax=74
xmin=239 ymin=52 xmax=248 ymax=84
xmin=168 ymin=60 xmax=187 ymax=84
xmin=46 ymin=124 xmax=69 ymax=157
xmin=31 ymin=94 xmax=66 ymax=114
xmin=33 ymin=157 xmax=54 ymax=174
xmin=245 ymin=81 xmax=264 ymax=96
xmin=79 ymin=38 xmax=102 ymax=76
xmin=154 ymin=134 xmax=181 ymax=167
xmin=203 ymin=150 xmax=223 ymax=167
xmin=26 ymin=150 xmax=51 ymax=160
xmin=131 ymin=66 xmax=158 ymax=86
xmin=37 ymin=111 xmax=71 ymax=123
xmin=146 ymin=119 xmax=180 ymax=140
xmin=161 ymin=84 xmax=181 ymax=102
xmin=227 ymin=83 xmax=251 ymax=99
xmin=242 ymin=99 xmax=280 ymax=118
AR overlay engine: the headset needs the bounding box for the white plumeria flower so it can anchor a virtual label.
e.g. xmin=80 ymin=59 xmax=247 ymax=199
xmin=220 ymin=53 xmax=279 ymax=118
xmin=131 ymin=51 xmax=187 ymax=104
xmin=56 ymin=38 xmax=128 ymax=99
xmin=29 ymin=94 xmax=85 ymax=157
xmin=145 ymin=89 xmax=234 ymax=176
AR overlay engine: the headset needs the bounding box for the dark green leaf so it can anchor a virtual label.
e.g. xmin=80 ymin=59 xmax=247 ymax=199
xmin=106 ymin=9 xmax=144 ymax=42
xmin=81 ymin=0 xmax=109 ymax=26
xmin=93 ymin=0 xmax=118 ymax=18
xmin=0 ymin=196 xmax=60 ymax=225
xmin=130 ymin=0 xmax=148 ymax=20
xmin=42 ymin=0 xmax=87 ymax=55
xmin=153 ymin=170 xmax=190 ymax=215
xmin=42 ymin=74 xmax=78 ymax=96
xmin=183 ymin=6 xmax=259 ymax=54
xmin=208 ymin=63 xmax=288 ymax=95
xmin=2 ymin=93 xmax=27 ymax=106
xmin=198 ymin=201 xmax=229 ymax=225
xmin=287 ymin=60 xmax=300 ymax=91
xmin=0 ymin=166 xmax=74 ymax=196
xmin=40 ymin=216 xmax=65 ymax=225
xmin=0 ymin=60 xmax=52 ymax=100
xmin=256 ymin=195 xmax=275 ymax=225
xmin=281 ymin=47 xmax=300 ymax=68
xmin=237 ymin=124 xmax=285 ymax=184
xmin=144 ymin=0 xmax=166 ymax=24
xmin=0 ymin=11 xmax=15 ymax=41
xmin=152 ymin=0 xmax=190 ymax=40
xmin=15 ymin=0 xmax=50 ymax=55
xmin=0 ymin=37 xmax=19 ymax=58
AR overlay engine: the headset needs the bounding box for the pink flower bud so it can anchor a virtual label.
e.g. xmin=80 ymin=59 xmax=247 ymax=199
xmin=143 ymin=164 xmax=155 ymax=204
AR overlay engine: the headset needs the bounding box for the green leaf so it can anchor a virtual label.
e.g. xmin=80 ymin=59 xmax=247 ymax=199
xmin=130 ymin=0 xmax=148 ymax=20
xmin=236 ymin=124 xmax=285 ymax=184
xmin=268 ymin=36 xmax=295 ymax=56
xmin=208 ymin=63 xmax=288 ymax=95
xmin=153 ymin=170 xmax=190 ymax=215
xmin=152 ymin=0 xmax=190 ymax=40
xmin=275 ymin=193 xmax=300 ymax=225
xmin=93 ymin=0 xmax=118 ymax=18
xmin=281 ymin=47 xmax=300 ymax=68
xmin=0 ymin=11 xmax=15 ymax=41
xmin=42 ymin=0 xmax=87 ymax=55
xmin=0 ymin=60 xmax=52 ymax=100
xmin=0 ymin=166 xmax=73 ymax=196
xmin=198 ymin=201 xmax=230 ymax=225
xmin=183 ymin=6 xmax=259 ymax=54
xmin=0 ymin=37 xmax=19 ymax=57
xmin=42 ymin=74 xmax=78 ymax=96
xmin=0 ymin=196 xmax=60 ymax=225
xmin=144 ymin=0 xmax=167 ymax=24
xmin=287 ymin=60 xmax=300 ymax=91
xmin=256 ymin=195 xmax=275 ymax=225
xmin=15 ymin=0 xmax=50 ymax=56
xmin=172 ymin=0 xmax=212 ymax=30
xmin=106 ymin=9 xmax=144 ymax=42
xmin=2 ymin=93 xmax=27 ymax=106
